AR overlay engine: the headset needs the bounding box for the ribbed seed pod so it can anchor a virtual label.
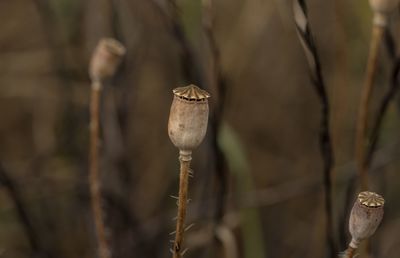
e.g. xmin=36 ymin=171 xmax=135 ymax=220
xmin=168 ymin=84 xmax=210 ymax=157
xmin=89 ymin=38 xmax=126 ymax=82
xmin=369 ymin=0 xmax=400 ymax=26
xmin=348 ymin=191 xmax=385 ymax=249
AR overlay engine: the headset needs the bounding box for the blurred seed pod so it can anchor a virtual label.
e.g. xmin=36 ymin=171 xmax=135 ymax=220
xmin=348 ymin=191 xmax=384 ymax=248
xmin=89 ymin=38 xmax=126 ymax=82
xmin=369 ymin=0 xmax=400 ymax=25
xmin=168 ymin=84 xmax=210 ymax=155
xmin=369 ymin=0 xmax=399 ymax=13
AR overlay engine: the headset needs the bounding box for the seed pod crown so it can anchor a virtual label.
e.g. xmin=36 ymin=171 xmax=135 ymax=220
xmin=173 ymin=85 xmax=211 ymax=101
xmin=358 ymin=191 xmax=385 ymax=207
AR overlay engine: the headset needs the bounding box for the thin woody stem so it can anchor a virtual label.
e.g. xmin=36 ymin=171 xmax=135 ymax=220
xmin=89 ymin=80 xmax=111 ymax=258
xmin=173 ymin=154 xmax=191 ymax=258
xmin=344 ymin=246 xmax=356 ymax=258
xmin=355 ymin=24 xmax=384 ymax=190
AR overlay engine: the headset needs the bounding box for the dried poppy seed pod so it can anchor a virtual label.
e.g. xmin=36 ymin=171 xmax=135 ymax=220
xmin=168 ymin=85 xmax=210 ymax=159
xmin=369 ymin=0 xmax=400 ymax=26
xmin=89 ymin=38 xmax=126 ymax=82
xmin=348 ymin=191 xmax=384 ymax=249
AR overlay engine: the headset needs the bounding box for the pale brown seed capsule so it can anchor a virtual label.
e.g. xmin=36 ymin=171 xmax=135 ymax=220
xmin=348 ymin=191 xmax=384 ymax=249
xmin=370 ymin=0 xmax=399 ymax=13
xmin=369 ymin=0 xmax=400 ymax=26
xmin=168 ymin=84 xmax=210 ymax=157
xmin=89 ymin=38 xmax=126 ymax=82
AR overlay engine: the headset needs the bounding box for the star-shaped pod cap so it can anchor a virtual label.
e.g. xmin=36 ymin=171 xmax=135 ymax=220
xmin=358 ymin=191 xmax=385 ymax=208
xmin=173 ymin=84 xmax=210 ymax=101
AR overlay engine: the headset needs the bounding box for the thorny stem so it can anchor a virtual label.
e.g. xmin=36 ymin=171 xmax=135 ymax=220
xmin=173 ymin=153 xmax=192 ymax=258
xmin=89 ymin=80 xmax=111 ymax=258
xmin=355 ymin=25 xmax=384 ymax=190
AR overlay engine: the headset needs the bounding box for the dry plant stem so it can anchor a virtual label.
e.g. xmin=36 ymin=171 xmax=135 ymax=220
xmin=216 ymin=225 xmax=239 ymax=258
xmin=0 ymin=163 xmax=44 ymax=255
xmin=345 ymin=246 xmax=356 ymax=258
xmin=293 ymin=1 xmax=336 ymax=255
xmin=355 ymin=24 xmax=384 ymax=190
xmin=202 ymin=0 xmax=229 ymax=224
xmin=365 ymin=59 xmax=400 ymax=167
xmin=89 ymin=80 xmax=111 ymax=258
xmin=173 ymin=154 xmax=192 ymax=258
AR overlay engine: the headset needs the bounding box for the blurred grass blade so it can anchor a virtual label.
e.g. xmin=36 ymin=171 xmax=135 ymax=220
xmin=219 ymin=122 xmax=267 ymax=258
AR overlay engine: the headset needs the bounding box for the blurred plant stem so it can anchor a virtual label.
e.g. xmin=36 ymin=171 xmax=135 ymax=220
xmin=0 ymin=163 xmax=46 ymax=257
xmin=89 ymin=81 xmax=111 ymax=258
xmin=292 ymin=1 xmax=336 ymax=255
xmin=215 ymin=225 xmax=239 ymax=258
xmin=344 ymin=246 xmax=356 ymax=258
xmin=332 ymin=0 xmax=348 ymax=249
xmin=151 ymin=0 xmax=202 ymax=85
xmin=355 ymin=24 xmax=384 ymax=190
xmin=219 ymin=123 xmax=267 ymax=258
xmin=202 ymin=0 xmax=230 ymax=231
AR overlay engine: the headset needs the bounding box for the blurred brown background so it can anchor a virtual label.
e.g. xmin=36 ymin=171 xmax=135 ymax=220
xmin=1 ymin=0 xmax=400 ymax=257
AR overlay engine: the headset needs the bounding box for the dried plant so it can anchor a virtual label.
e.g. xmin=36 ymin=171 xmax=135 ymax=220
xmin=343 ymin=191 xmax=384 ymax=258
xmin=4 ymin=2 xmax=400 ymax=258
xmin=292 ymin=0 xmax=336 ymax=255
xmin=365 ymin=58 xmax=400 ymax=169
xmin=89 ymin=38 xmax=126 ymax=258
xmin=168 ymin=84 xmax=210 ymax=258
xmin=355 ymin=0 xmax=399 ymax=189
xmin=362 ymin=23 xmax=400 ymax=173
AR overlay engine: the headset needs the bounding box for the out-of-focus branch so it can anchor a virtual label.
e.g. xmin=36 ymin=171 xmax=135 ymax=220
xmin=365 ymin=58 xmax=400 ymax=168
xmin=215 ymin=225 xmax=239 ymax=258
xmin=292 ymin=0 xmax=336 ymax=256
xmin=355 ymin=25 xmax=384 ymax=189
xmin=0 ymin=163 xmax=47 ymax=257
xmin=201 ymin=0 xmax=230 ymax=225
xmin=384 ymin=28 xmax=396 ymax=62
xmin=149 ymin=0 xmax=203 ymax=85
